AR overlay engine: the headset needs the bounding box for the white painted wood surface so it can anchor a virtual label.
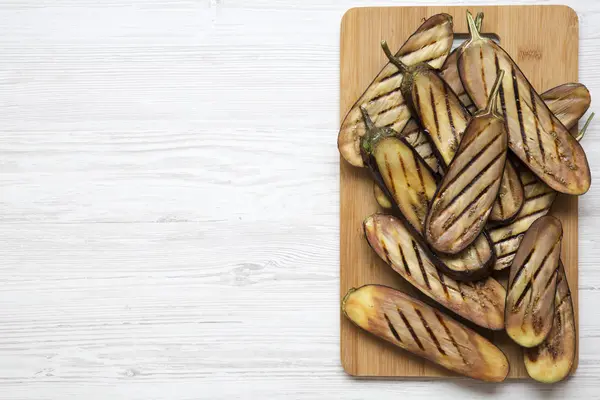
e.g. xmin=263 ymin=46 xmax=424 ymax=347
xmin=1 ymin=0 xmax=600 ymax=398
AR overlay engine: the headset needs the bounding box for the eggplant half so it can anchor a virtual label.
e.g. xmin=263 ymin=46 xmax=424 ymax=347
xmin=364 ymin=213 xmax=505 ymax=330
xmin=458 ymin=12 xmax=591 ymax=195
xmin=364 ymin=132 xmax=495 ymax=281
xmin=425 ymin=70 xmax=507 ymax=255
xmin=524 ymin=264 xmax=576 ymax=383
xmin=505 ymin=216 xmax=562 ymax=348
xmin=338 ymin=14 xmax=454 ymax=167
xmin=342 ymin=285 xmax=510 ymax=382
xmin=543 ymin=83 xmax=591 ymax=131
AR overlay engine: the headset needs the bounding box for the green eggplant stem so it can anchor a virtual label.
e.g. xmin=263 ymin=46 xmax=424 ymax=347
xmin=484 ymin=69 xmax=505 ymax=115
xmin=381 ymin=40 xmax=408 ymax=73
xmin=359 ymin=105 xmax=375 ymax=130
xmin=576 ymin=112 xmax=595 ymax=141
xmin=475 ymin=12 xmax=484 ymax=31
xmin=466 ymin=11 xmax=482 ymax=42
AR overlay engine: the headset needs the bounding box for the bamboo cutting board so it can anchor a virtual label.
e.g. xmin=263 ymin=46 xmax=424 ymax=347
xmin=340 ymin=5 xmax=580 ymax=379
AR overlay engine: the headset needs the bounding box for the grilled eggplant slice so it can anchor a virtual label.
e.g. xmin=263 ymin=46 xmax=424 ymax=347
xmin=524 ymin=264 xmax=576 ymax=383
xmin=440 ymin=12 xmax=483 ymax=108
xmin=342 ymin=285 xmax=510 ymax=382
xmin=425 ymin=71 xmax=507 ymax=254
xmin=458 ymin=12 xmax=591 ymax=195
xmin=489 ymin=168 xmax=557 ymax=270
xmin=367 ymin=135 xmax=495 ymax=280
xmin=365 ymin=214 xmax=505 ymax=330
xmin=543 ymin=83 xmax=591 ymax=131
xmin=490 ymin=160 xmax=524 ymax=223
xmin=338 ymin=14 xmax=454 ymax=167
xmin=506 ymin=216 xmax=562 ymax=347
xmin=381 ymin=41 xmax=470 ymax=169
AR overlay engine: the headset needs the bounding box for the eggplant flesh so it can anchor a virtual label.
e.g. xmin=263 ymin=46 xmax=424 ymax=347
xmin=458 ymin=12 xmax=590 ymax=195
xmin=365 ymin=214 xmax=505 ymax=330
xmin=342 ymin=285 xmax=510 ymax=382
xmin=425 ymin=71 xmax=507 ymax=255
xmin=338 ymin=14 xmax=454 ymax=167
xmin=370 ymin=136 xmax=495 ymax=281
xmin=489 ymin=168 xmax=557 ymax=270
xmin=489 ymin=159 xmax=524 ymax=223
xmin=524 ymin=265 xmax=576 ymax=383
xmin=374 ymin=183 xmax=392 ymax=209
xmin=506 ymin=216 xmax=562 ymax=348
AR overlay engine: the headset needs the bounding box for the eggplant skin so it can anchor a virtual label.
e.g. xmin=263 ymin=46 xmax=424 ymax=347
xmin=524 ymin=265 xmax=576 ymax=383
xmin=543 ymin=83 xmax=591 ymax=131
xmin=364 ymin=214 xmax=505 ymax=330
xmin=489 ymin=168 xmax=557 ymax=271
xmin=425 ymin=115 xmax=507 ymax=255
xmin=338 ymin=14 xmax=454 ymax=167
xmin=505 ymin=216 xmax=562 ymax=348
xmin=342 ymin=285 xmax=510 ymax=382
xmin=458 ymin=20 xmax=591 ymax=195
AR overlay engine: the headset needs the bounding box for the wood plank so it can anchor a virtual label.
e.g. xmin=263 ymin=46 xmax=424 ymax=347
xmin=340 ymin=5 xmax=580 ymax=379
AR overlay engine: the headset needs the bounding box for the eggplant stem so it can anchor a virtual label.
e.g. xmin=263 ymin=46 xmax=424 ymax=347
xmin=576 ymin=112 xmax=595 ymax=141
xmin=381 ymin=40 xmax=408 ymax=73
xmin=475 ymin=12 xmax=484 ymax=32
xmin=466 ymin=11 xmax=482 ymax=42
xmin=484 ymin=69 xmax=505 ymax=115
xmin=360 ymin=105 xmax=375 ymax=130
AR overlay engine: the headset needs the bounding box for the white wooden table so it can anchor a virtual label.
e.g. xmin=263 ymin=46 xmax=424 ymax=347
xmin=1 ymin=1 xmax=600 ymax=398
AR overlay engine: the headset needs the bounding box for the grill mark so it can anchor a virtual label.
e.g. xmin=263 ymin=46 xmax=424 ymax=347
xmin=383 ymin=153 xmax=398 ymax=200
xmin=510 ymin=248 xmax=535 ymax=290
xmin=398 ymin=308 xmax=424 ymax=351
xmin=514 ymin=280 xmax=532 ymax=309
xmin=551 ymin=118 xmax=560 ymax=164
xmin=429 ymin=85 xmax=442 ymax=144
xmin=542 ymin=267 xmax=559 ymax=292
xmin=497 ymin=249 xmax=518 ymax=260
xmin=368 ymin=86 xmax=403 ymax=104
xmin=398 ymin=243 xmax=411 ymax=276
xmin=374 ymin=102 xmax=405 ymax=117
xmin=378 ymin=70 xmax=402 ymax=85
xmin=380 ymin=240 xmax=391 ymax=264
xmin=530 ymin=85 xmax=545 ymax=162
xmin=473 ymin=243 xmax=484 ymax=267
xmin=532 ymin=239 xmax=561 ymax=281
xmin=398 ymin=152 xmax=410 ymax=188
xmin=502 ymin=207 xmax=550 ymax=226
xmin=458 ymin=285 xmax=466 ymax=302
xmin=435 ymin=312 xmax=467 ymax=364
xmin=512 ymin=65 xmax=530 ymax=162
xmin=479 ymin=47 xmax=488 ymax=94
xmin=413 ymin=240 xmax=430 ymax=289
xmin=493 ymin=232 xmax=525 ymax=246
xmin=525 ymin=191 xmax=555 ymax=203
xmin=415 ymin=309 xmax=446 ymax=355
xmin=412 ymin=151 xmax=427 ymax=196
xmin=438 ymin=151 xmax=504 ymax=221
xmin=438 ymin=269 xmax=449 ymax=298
xmin=443 ymin=83 xmax=458 ymax=142
xmin=438 ymin=130 xmax=502 ymax=195
xmin=494 ymin=52 xmax=509 ymax=129
xmin=384 ymin=313 xmax=402 ymax=343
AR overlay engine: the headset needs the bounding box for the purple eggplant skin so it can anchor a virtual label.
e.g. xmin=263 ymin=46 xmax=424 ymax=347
xmin=458 ymin=11 xmax=591 ymax=195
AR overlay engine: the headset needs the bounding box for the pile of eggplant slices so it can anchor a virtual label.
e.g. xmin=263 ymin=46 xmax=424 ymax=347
xmin=339 ymin=12 xmax=594 ymax=383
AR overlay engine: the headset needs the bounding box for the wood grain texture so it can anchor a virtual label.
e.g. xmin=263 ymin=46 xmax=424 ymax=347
xmin=1 ymin=0 xmax=600 ymax=398
xmin=340 ymin=5 xmax=579 ymax=379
